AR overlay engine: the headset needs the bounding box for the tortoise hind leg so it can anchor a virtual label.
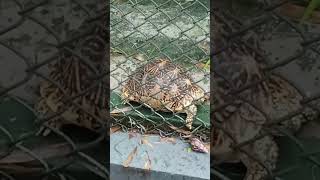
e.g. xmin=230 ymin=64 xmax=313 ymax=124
xmin=240 ymin=135 xmax=278 ymax=180
xmin=185 ymin=104 xmax=197 ymax=130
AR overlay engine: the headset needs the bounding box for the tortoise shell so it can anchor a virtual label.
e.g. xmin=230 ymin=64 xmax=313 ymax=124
xmin=121 ymin=58 xmax=206 ymax=129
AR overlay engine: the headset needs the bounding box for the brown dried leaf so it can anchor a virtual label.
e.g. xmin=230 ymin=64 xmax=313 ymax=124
xmin=181 ymin=134 xmax=192 ymax=138
xmin=159 ymin=137 xmax=176 ymax=144
xmin=141 ymin=136 xmax=153 ymax=148
xmin=143 ymin=152 xmax=151 ymax=171
xmin=190 ymin=138 xmax=209 ymax=153
xmin=128 ymin=129 xmax=140 ymax=139
xmin=195 ymin=63 xmax=206 ymax=69
xmin=168 ymin=125 xmax=192 ymax=135
xmin=110 ymin=126 xmax=121 ymax=134
xmin=128 ymin=132 xmax=137 ymax=139
xmin=133 ymin=53 xmax=146 ymax=62
xmin=123 ymin=146 xmax=138 ymax=168
xmin=110 ymin=106 xmax=133 ymax=114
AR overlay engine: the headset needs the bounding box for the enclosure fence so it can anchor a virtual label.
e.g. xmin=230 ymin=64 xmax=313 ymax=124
xmin=212 ymin=1 xmax=320 ymax=180
xmin=110 ymin=0 xmax=211 ymax=142
xmin=1 ymin=0 xmax=320 ymax=179
xmin=0 ymin=0 xmax=108 ymax=179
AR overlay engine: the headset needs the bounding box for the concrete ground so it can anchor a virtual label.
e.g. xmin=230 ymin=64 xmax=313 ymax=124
xmin=110 ymin=131 xmax=210 ymax=180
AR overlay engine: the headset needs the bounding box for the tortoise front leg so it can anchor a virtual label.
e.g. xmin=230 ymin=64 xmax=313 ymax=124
xmin=185 ymin=104 xmax=197 ymax=130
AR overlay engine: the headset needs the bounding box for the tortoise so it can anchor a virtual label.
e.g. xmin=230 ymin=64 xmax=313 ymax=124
xmin=121 ymin=58 xmax=207 ymax=130
xmin=212 ymin=9 xmax=318 ymax=180
xmin=34 ymin=14 xmax=108 ymax=136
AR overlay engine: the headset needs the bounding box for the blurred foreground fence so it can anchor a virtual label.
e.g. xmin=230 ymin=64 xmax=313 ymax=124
xmin=0 ymin=0 xmax=108 ymax=179
xmin=212 ymin=1 xmax=320 ymax=180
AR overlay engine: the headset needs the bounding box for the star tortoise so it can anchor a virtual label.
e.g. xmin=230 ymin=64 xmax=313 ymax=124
xmin=121 ymin=58 xmax=206 ymax=129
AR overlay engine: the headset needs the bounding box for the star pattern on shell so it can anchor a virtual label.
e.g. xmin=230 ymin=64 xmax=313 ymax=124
xmin=121 ymin=58 xmax=206 ymax=130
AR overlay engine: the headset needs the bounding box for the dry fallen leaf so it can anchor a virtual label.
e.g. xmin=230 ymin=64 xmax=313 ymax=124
xmin=128 ymin=132 xmax=137 ymax=139
xmin=110 ymin=106 xmax=133 ymax=115
xmin=195 ymin=63 xmax=207 ymax=69
xmin=159 ymin=137 xmax=176 ymax=144
xmin=141 ymin=136 xmax=153 ymax=148
xmin=123 ymin=146 xmax=138 ymax=168
xmin=133 ymin=53 xmax=146 ymax=62
xmin=190 ymin=138 xmax=209 ymax=153
xmin=143 ymin=152 xmax=151 ymax=171
xmin=169 ymin=125 xmax=192 ymax=135
xmin=181 ymin=134 xmax=192 ymax=138
xmin=110 ymin=126 xmax=121 ymax=134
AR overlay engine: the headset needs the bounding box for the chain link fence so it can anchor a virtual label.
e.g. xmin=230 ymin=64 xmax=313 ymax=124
xmin=0 ymin=0 xmax=108 ymax=179
xmin=110 ymin=0 xmax=211 ymax=142
xmin=2 ymin=0 xmax=320 ymax=179
xmin=212 ymin=1 xmax=320 ymax=180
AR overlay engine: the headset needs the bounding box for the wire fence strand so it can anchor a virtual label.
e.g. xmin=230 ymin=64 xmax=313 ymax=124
xmin=212 ymin=1 xmax=320 ymax=180
xmin=110 ymin=0 xmax=210 ymax=142
xmin=0 ymin=0 xmax=108 ymax=179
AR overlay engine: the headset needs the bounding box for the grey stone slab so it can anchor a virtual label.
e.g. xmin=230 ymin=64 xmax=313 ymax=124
xmin=110 ymin=132 xmax=210 ymax=180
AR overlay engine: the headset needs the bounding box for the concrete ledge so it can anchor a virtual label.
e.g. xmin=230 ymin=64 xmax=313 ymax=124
xmin=110 ymin=132 xmax=210 ymax=180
